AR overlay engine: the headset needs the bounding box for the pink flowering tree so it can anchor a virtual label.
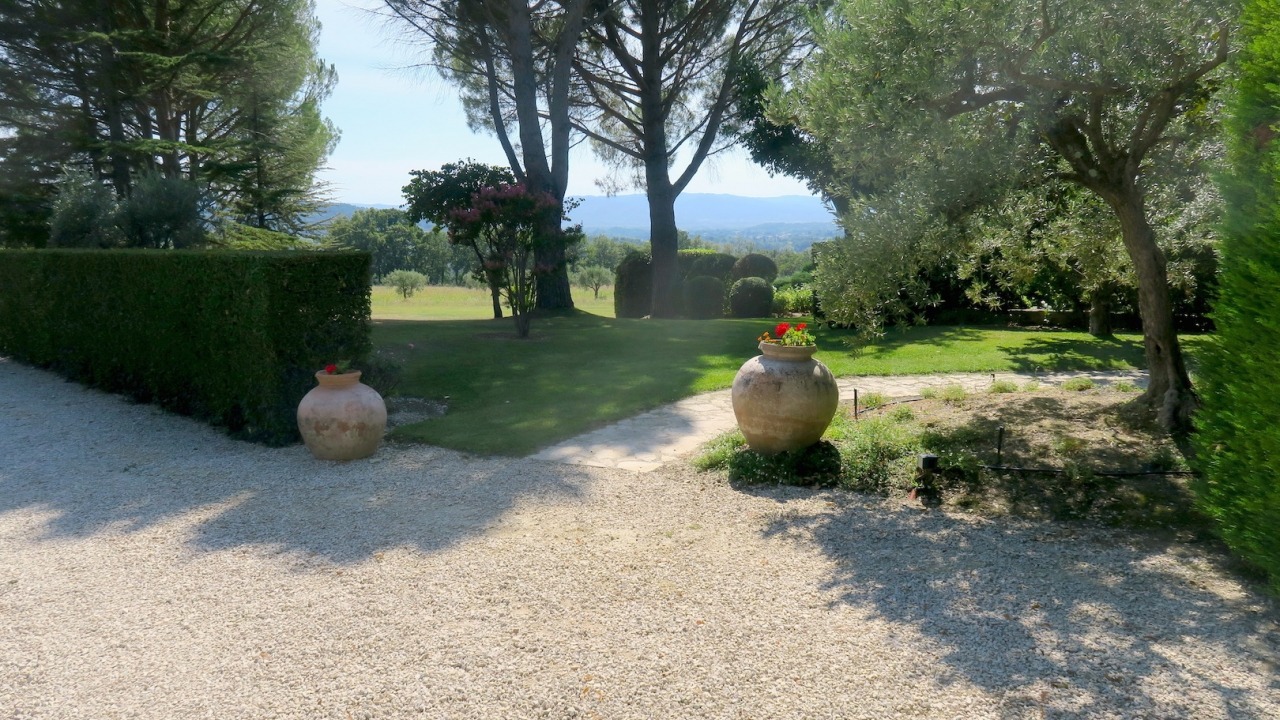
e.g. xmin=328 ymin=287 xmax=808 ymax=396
xmin=447 ymin=183 xmax=572 ymax=338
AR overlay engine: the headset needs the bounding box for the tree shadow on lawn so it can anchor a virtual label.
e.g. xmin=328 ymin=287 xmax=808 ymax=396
xmin=996 ymin=335 xmax=1144 ymax=372
xmin=740 ymin=483 xmax=1279 ymax=717
xmin=0 ymin=361 xmax=590 ymax=565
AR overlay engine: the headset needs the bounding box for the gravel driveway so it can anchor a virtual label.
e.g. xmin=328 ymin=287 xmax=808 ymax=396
xmin=2 ymin=358 xmax=1277 ymax=719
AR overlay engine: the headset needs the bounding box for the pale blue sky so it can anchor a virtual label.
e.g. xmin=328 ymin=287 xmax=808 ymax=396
xmin=313 ymin=0 xmax=815 ymax=206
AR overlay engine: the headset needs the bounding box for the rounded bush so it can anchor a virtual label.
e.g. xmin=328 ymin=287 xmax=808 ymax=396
xmin=729 ymin=277 xmax=774 ymax=318
xmin=614 ymin=250 xmax=652 ymax=318
xmin=682 ymin=275 xmax=725 ymax=319
xmin=690 ymin=253 xmax=738 ymax=283
xmin=731 ymin=253 xmax=779 ymax=283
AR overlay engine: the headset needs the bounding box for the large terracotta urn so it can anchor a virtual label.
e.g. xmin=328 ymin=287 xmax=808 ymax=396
xmin=731 ymin=342 xmax=839 ymax=455
xmin=297 ymin=371 xmax=387 ymax=460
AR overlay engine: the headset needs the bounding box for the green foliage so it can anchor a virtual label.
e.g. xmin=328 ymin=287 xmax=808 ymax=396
xmin=729 ymin=276 xmax=774 ymax=318
xmin=0 ymin=249 xmax=371 ymax=445
xmin=402 ymin=160 xmax=515 ymax=227
xmin=48 ymin=172 xmax=121 ymax=248
xmin=1195 ymin=0 xmax=1280 ymax=593
xmin=445 ymin=183 xmax=566 ymax=338
xmin=571 ymin=265 xmax=613 ymax=299
xmin=836 ymin=415 xmax=920 ymax=493
xmin=698 ymin=439 xmax=842 ymax=487
xmin=1112 ymin=381 xmax=1140 ymax=393
xmin=115 ymin=174 xmax=209 ymax=249
xmin=574 ymin=235 xmax=637 ymax=273
xmin=0 ymin=0 xmax=337 ymax=232
xmin=858 ymin=392 xmax=887 ymax=409
xmin=215 ymin=222 xmax=314 ymax=250
xmin=1062 ymin=378 xmax=1095 ymax=392
xmin=772 ymin=284 xmax=813 ymax=315
xmin=939 ymin=384 xmax=968 ymax=404
xmin=989 ymin=380 xmax=1019 ymax=394
xmin=689 ymin=252 xmax=738 ymax=284
xmin=324 ymin=208 xmax=449 ymax=280
xmin=731 ymin=253 xmax=779 ymax=283
xmin=614 ymin=250 xmax=653 ymax=318
xmin=384 ymin=269 xmax=427 ymax=299
xmin=682 ymin=275 xmax=726 ymax=319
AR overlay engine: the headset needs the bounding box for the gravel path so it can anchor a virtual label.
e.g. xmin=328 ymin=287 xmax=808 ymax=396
xmin=2 ymin=358 xmax=1277 ymax=719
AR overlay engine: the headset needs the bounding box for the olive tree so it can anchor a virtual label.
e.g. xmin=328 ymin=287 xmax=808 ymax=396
xmin=783 ymin=0 xmax=1235 ymax=431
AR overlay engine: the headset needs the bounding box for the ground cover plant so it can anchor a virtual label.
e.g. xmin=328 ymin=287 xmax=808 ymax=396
xmin=373 ymin=311 xmax=1202 ymax=455
xmin=696 ymin=387 xmax=1207 ymax=536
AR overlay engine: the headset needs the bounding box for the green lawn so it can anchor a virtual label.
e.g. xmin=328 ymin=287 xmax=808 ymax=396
xmin=374 ymin=309 xmax=1204 ymax=456
xmin=372 ymin=284 xmax=615 ymax=320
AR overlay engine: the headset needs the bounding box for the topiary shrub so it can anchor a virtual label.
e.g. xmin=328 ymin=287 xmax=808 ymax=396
xmin=731 ymin=252 xmax=779 ymax=284
xmin=729 ymin=276 xmax=774 ymax=318
xmin=690 ymin=252 xmax=738 ymax=283
xmin=1194 ymin=0 xmax=1280 ymax=594
xmin=614 ymin=249 xmax=652 ymax=318
xmin=682 ymin=275 xmax=725 ymax=319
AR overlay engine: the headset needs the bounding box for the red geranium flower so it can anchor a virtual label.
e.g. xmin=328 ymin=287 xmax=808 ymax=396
xmin=797 ymin=323 xmax=807 ymax=330
xmin=325 ymin=363 xmax=338 ymax=374
xmin=775 ymin=322 xmax=791 ymax=337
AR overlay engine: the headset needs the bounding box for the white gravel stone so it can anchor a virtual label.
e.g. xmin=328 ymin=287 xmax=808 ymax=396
xmin=1 ymin=357 xmax=1276 ymax=719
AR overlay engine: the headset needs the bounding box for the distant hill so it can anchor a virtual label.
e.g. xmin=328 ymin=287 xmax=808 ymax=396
xmin=310 ymin=193 xmax=840 ymax=249
xmin=568 ymin=193 xmax=833 ymax=231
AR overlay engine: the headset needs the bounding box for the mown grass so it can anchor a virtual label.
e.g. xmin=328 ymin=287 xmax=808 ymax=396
xmin=372 ymin=306 xmax=1206 ymax=455
xmin=371 ymin=284 xmax=616 ymax=320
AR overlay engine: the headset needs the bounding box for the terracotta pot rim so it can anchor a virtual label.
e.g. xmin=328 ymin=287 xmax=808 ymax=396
xmin=758 ymin=341 xmax=818 ymax=359
xmin=314 ymin=369 xmax=362 ymax=386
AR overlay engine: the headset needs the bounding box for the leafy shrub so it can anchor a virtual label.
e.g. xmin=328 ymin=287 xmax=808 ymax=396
xmin=729 ymin=276 xmax=774 ymax=318
xmin=939 ymin=385 xmax=967 ymax=403
xmin=1111 ymin=380 xmax=1140 ymax=393
xmin=0 ymin=249 xmax=372 ymax=445
xmin=727 ymin=441 xmax=843 ymax=486
xmin=775 ymin=269 xmax=814 ymax=288
xmin=115 ymin=174 xmax=208 ymax=249
xmin=384 ymin=269 xmax=427 ymax=299
xmin=772 ymin=284 xmax=813 ymax=315
xmin=689 ymin=253 xmax=737 ymax=283
xmin=859 ymin=392 xmax=888 ymax=409
xmin=48 ymin=172 xmax=121 ymax=248
xmin=731 ymin=252 xmax=779 ymax=283
xmin=1194 ymin=0 xmax=1280 ymax=593
xmin=838 ymin=416 xmax=920 ymax=493
xmin=989 ymin=380 xmax=1019 ymax=394
xmin=682 ymin=275 xmax=725 ymax=319
xmin=1062 ymin=377 xmax=1095 ymax=392
xmin=614 ymin=249 xmax=652 ymax=318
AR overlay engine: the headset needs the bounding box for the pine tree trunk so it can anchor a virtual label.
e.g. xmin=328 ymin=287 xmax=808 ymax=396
xmin=1111 ymin=194 xmax=1197 ymax=431
xmin=533 ymin=213 xmax=574 ymax=310
xmin=647 ymin=176 xmax=680 ymax=318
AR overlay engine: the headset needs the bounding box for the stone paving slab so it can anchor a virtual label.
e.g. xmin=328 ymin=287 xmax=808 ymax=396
xmin=529 ymin=370 xmax=1148 ymax=472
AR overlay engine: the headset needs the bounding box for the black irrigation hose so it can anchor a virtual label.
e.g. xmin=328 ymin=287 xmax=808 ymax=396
xmin=849 ymin=396 xmax=1198 ymax=479
xmin=980 ymin=464 xmax=1197 ymax=478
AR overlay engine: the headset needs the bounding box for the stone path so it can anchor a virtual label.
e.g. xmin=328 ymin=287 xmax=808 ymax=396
xmin=530 ymin=369 xmax=1149 ymax=472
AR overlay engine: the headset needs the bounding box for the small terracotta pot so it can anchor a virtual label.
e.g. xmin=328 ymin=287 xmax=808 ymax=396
xmin=297 ymin=371 xmax=387 ymax=461
xmin=731 ymin=342 xmax=839 ymax=455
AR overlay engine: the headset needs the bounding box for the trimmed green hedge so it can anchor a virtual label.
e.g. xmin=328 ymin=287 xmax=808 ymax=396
xmin=0 ymin=249 xmax=372 ymax=445
xmin=1194 ymin=0 xmax=1280 ymax=593
xmin=614 ymin=250 xmax=653 ymax=318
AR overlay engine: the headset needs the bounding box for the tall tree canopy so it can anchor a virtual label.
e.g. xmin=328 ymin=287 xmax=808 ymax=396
xmin=381 ymin=0 xmax=595 ymax=309
xmin=569 ymin=0 xmax=814 ymax=317
xmin=0 ymin=0 xmax=338 ymax=243
xmin=783 ymin=0 xmax=1235 ymax=430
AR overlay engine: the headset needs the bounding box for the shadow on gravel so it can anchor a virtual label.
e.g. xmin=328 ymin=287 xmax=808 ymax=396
xmin=746 ymin=486 xmax=1279 ymax=718
xmin=0 ymin=365 xmax=589 ymax=565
